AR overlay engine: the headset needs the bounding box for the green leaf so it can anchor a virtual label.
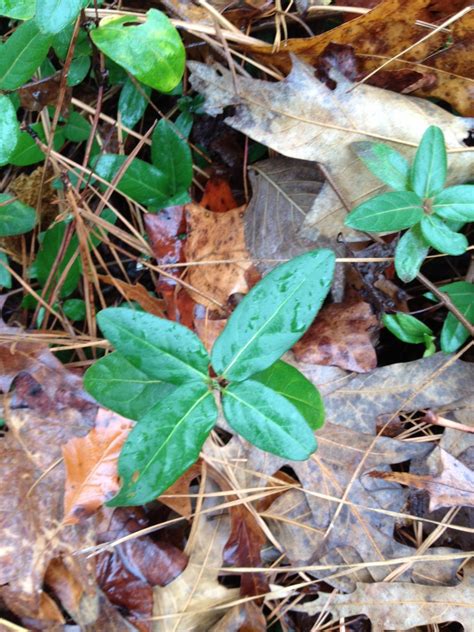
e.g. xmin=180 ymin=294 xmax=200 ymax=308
xmin=394 ymin=223 xmax=429 ymax=283
xmin=251 ymin=360 xmax=324 ymax=430
xmin=0 ymin=0 xmax=35 ymax=19
xmin=35 ymin=0 xmax=83 ymax=35
xmin=62 ymin=298 xmax=86 ymax=321
xmin=64 ymin=111 xmax=91 ymax=142
xmin=118 ymin=77 xmax=151 ymax=129
xmin=344 ymin=191 xmax=423 ymax=233
xmin=67 ymin=55 xmax=91 ymax=87
xmin=53 ymin=24 xmax=91 ymax=60
xmin=84 ymin=350 xmax=175 ymax=420
xmin=433 ymin=185 xmax=474 ymax=222
xmin=426 ymin=281 xmax=474 ymax=353
xmin=422 ymin=333 xmax=436 ymax=357
xmin=0 ymin=194 xmax=36 ymax=236
xmin=0 ymin=252 xmax=12 ymax=289
xmin=420 ymin=215 xmax=468 ymax=256
xmin=151 ymin=119 xmax=192 ymax=196
xmin=222 ymin=380 xmax=317 ymax=460
xmin=211 ymin=248 xmax=335 ymax=381
xmin=91 ymin=9 xmax=185 ymax=93
xmin=410 ymin=126 xmax=447 ymax=198
xmin=9 ymin=123 xmax=65 ymax=167
xmin=382 ymin=313 xmax=433 ymax=344
xmin=0 ymin=95 xmax=20 ymax=165
xmin=94 ymin=154 xmax=170 ymax=207
xmin=36 ymin=221 xmax=82 ymax=297
xmin=109 ymin=383 xmax=217 ymax=506
xmin=0 ymin=20 xmax=53 ymax=91
xmin=351 ymin=141 xmax=410 ymax=190
xmin=97 ymin=308 xmax=210 ymax=385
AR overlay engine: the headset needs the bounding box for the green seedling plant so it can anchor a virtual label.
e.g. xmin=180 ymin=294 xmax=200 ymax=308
xmin=84 ymin=249 xmax=335 ymax=506
xmin=382 ymin=313 xmax=436 ymax=357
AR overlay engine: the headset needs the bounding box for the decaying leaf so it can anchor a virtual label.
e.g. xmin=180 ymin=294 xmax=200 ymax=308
xmin=189 ymin=56 xmax=473 ymax=243
xmin=209 ymin=602 xmax=267 ymax=631
xmin=18 ymin=72 xmax=71 ymax=116
xmin=63 ymin=410 xmax=133 ymax=525
xmin=194 ymin=317 xmax=227 ymax=352
xmin=244 ymin=157 xmax=323 ymax=271
xmin=183 ymin=203 xmax=257 ymax=311
xmin=372 ymin=447 xmax=474 ymax=511
xmin=293 ymin=561 xmax=474 ymax=630
xmin=293 ymin=299 xmax=379 ymax=372
xmin=153 ymin=482 xmax=239 ymax=631
xmin=97 ymin=274 xmax=166 ymax=318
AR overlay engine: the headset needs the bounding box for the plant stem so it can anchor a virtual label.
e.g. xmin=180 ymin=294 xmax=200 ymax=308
xmin=417 ymin=272 xmax=474 ymax=337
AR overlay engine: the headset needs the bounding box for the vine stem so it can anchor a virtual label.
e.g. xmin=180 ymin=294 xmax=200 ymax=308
xmin=416 ymin=272 xmax=474 ymax=337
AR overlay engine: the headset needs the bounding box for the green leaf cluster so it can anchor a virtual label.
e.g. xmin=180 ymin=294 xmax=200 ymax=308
xmin=346 ymin=126 xmax=474 ymax=283
xmin=85 ymin=249 xmax=335 ymax=506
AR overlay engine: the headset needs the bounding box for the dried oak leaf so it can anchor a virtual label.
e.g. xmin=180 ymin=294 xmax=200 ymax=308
xmin=370 ymin=447 xmax=474 ymax=511
xmin=183 ymin=203 xmax=257 ymax=312
xmin=244 ymin=157 xmax=323 ymax=272
xmin=189 ymin=56 xmax=473 ymax=244
xmin=293 ymin=299 xmax=379 ymax=373
xmin=62 ymin=410 xmax=133 ymax=525
xmin=294 ymin=560 xmax=474 ymax=630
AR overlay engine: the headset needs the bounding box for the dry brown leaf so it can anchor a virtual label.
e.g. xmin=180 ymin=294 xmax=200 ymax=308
xmin=194 ymin=317 xmax=227 ymax=352
xmin=19 ymin=72 xmax=71 ymax=116
xmin=183 ymin=203 xmax=256 ymax=311
xmin=372 ymin=447 xmax=474 ymax=511
xmin=97 ymin=274 xmax=166 ymax=318
xmin=209 ymin=602 xmax=267 ymax=631
xmin=293 ymin=299 xmax=379 ymax=372
xmin=293 ymin=560 xmax=474 ymax=630
xmin=158 ymin=462 xmax=203 ymax=517
xmin=189 ymin=56 xmax=473 ymax=244
xmin=62 ymin=410 xmax=133 ymax=525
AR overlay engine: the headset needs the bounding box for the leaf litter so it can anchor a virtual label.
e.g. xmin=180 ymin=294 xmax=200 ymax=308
xmin=1 ymin=0 xmax=474 ymax=629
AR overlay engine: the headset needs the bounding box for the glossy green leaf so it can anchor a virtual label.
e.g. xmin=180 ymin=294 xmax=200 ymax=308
xmin=91 ymin=9 xmax=185 ymax=93
xmin=351 ymin=141 xmax=410 ymax=190
xmin=36 ymin=221 xmax=82 ymax=297
xmin=109 ymin=383 xmax=217 ymax=506
xmin=9 ymin=123 xmax=65 ymax=166
xmin=382 ymin=313 xmax=433 ymax=344
xmin=118 ymin=77 xmax=151 ymax=129
xmin=84 ymin=351 xmax=175 ymax=420
xmin=97 ymin=308 xmax=209 ymax=385
xmin=426 ymin=281 xmax=474 ymax=353
xmin=151 ymin=119 xmax=192 ymax=198
xmin=410 ymin=126 xmax=447 ymax=198
xmin=211 ymin=248 xmax=335 ymax=381
xmin=53 ymin=24 xmax=91 ymax=60
xmin=420 ymin=215 xmax=468 ymax=255
xmin=62 ymin=298 xmax=86 ymax=321
xmin=394 ymin=223 xmax=429 ymax=283
xmin=0 ymin=20 xmax=53 ymax=91
xmin=433 ymin=185 xmax=474 ymax=222
xmin=344 ymin=191 xmax=423 ymax=233
xmin=0 ymin=0 xmax=35 ymax=19
xmin=64 ymin=112 xmax=91 ymax=142
xmin=94 ymin=154 xmax=170 ymax=207
xmin=0 ymin=95 xmax=19 ymax=165
xmin=422 ymin=333 xmax=436 ymax=357
xmin=222 ymin=380 xmax=317 ymax=460
xmin=0 ymin=252 xmax=12 ymax=289
xmin=251 ymin=360 xmax=324 ymax=430
xmin=0 ymin=194 xmax=36 ymax=236
xmin=35 ymin=0 xmax=82 ymax=35
xmin=67 ymin=55 xmax=91 ymax=87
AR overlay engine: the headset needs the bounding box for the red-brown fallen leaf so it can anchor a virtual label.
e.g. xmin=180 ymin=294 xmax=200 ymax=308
xmin=158 ymin=461 xmax=203 ymax=517
xmin=200 ymin=175 xmax=239 ymax=213
xmin=161 ymin=285 xmax=197 ymax=329
xmin=97 ymin=274 xmax=166 ymax=318
xmin=223 ymin=504 xmax=269 ymax=599
xmin=370 ymin=447 xmax=474 ymax=511
xmin=184 ymin=203 xmax=257 ymax=312
xmin=97 ymin=508 xmax=188 ymax=631
xmin=194 ymin=317 xmax=227 ymax=352
xmin=293 ymin=299 xmax=379 ymax=373
xmin=63 ymin=410 xmax=133 ymax=525
xmin=18 ymin=72 xmax=71 ymax=116
xmin=44 ymin=559 xmax=84 ymax=619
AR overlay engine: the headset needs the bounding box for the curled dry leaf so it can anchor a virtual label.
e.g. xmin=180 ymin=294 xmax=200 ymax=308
xmin=189 ymin=56 xmax=473 ymax=244
xmin=371 ymin=447 xmax=474 ymax=511
xmin=183 ymin=203 xmax=257 ymax=312
xmin=293 ymin=561 xmax=474 ymax=630
xmin=62 ymin=410 xmax=133 ymax=525
xmin=293 ymin=299 xmax=379 ymax=373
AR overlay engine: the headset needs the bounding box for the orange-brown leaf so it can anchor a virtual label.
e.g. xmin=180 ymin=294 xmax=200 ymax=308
xmin=63 ymin=411 xmax=133 ymax=525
